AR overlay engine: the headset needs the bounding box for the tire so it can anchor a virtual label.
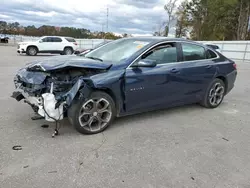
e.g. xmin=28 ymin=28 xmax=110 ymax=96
xmin=67 ymin=91 xmax=116 ymax=134
xmin=26 ymin=46 xmax=38 ymax=56
xmin=200 ymin=78 xmax=226 ymax=108
xmin=63 ymin=47 xmax=73 ymax=55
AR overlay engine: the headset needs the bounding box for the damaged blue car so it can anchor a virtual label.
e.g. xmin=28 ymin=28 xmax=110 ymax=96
xmin=12 ymin=37 xmax=237 ymax=135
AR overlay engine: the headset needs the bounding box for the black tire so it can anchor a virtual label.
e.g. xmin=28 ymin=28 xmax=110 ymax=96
xmin=200 ymin=78 xmax=226 ymax=108
xmin=63 ymin=47 xmax=73 ymax=55
xmin=26 ymin=46 xmax=38 ymax=56
xmin=67 ymin=91 xmax=116 ymax=134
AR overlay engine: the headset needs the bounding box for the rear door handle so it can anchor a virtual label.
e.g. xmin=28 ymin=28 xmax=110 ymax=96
xmin=170 ymin=68 xmax=179 ymax=73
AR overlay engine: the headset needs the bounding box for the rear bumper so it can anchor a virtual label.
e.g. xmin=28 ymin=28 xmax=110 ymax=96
xmin=225 ymin=70 xmax=237 ymax=94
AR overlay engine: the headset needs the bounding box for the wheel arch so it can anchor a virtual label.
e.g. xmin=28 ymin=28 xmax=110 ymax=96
xmin=27 ymin=45 xmax=39 ymax=52
xmin=64 ymin=46 xmax=73 ymax=51
xmin=93 ymin=88 xmax=120 ymax=115
xmin=216 ymin=75 xmax=228 ymax=92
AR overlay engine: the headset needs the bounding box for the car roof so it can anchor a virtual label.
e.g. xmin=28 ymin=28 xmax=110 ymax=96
xmin=123 ymin=36 xmax=202 ymax=45
xmin=41 ymin=36 xmax=75 ymax=38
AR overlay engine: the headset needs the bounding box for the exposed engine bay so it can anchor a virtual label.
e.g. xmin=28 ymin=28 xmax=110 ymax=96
xmin=12 ymin=66 xmax=105 ymax=122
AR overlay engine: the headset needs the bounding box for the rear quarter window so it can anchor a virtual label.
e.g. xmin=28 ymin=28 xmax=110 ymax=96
xmin=207 ymin=49 xmax=218 ymax=59
xmin=65 ymin=38 xmax=76 ymax=42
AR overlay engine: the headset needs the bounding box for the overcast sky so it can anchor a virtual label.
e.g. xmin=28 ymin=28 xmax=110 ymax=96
xmin=0 ymin=0 xmax=179 ymax=36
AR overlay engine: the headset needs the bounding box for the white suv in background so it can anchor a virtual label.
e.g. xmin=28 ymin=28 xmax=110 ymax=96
xmin=17 ymin=36 xmax=78 ymax=56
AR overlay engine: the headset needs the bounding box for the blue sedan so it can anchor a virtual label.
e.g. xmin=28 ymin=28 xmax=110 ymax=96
xmin=12 ymin=37 xmax=237 ymax=135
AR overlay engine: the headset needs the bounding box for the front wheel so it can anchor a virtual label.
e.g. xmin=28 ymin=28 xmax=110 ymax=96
xmin=201 ymin=78 xmax=225 ymax=108
xmin=68 ymin=91 xmax=116 ymax=134
xmin=26 ymin=46 xmax=38 ymax=56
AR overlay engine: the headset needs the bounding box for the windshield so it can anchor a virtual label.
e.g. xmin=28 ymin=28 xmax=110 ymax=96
xmin=85 ymin=38 xmax=150 ymax=63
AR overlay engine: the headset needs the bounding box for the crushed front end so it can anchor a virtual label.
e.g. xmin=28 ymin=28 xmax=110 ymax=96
xmin=11 ymin=64 xmax=97 ymax=122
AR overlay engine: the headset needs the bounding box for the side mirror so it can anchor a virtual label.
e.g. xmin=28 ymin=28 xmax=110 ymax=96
xmin=132 ymin=59 xmax=157 ymax=68
xmin=39 ymin=40 xmax=43 ymax=43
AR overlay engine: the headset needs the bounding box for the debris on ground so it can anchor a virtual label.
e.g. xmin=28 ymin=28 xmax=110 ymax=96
xmin=41 ymin=124 xmax=49 ymax=128
xmin=12 ymin=145 xmax=22 ymax=151
xmin=222 ymin=137 xmax=229 ymax=141
xmin=48 ymin=171 xmax=57 ymax=173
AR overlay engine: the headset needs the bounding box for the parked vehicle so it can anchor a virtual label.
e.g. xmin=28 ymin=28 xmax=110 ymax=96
xmin=205 ymin=44 xmax=221 ymax=53
xmin=12 ymin=37 xmax=237 ymax=135
xmin=0 ymin=35 xmax=9 ymax=43
xmin=17 ymin=36 xmax=78 ymax=56
xmin=74 ymin=40 xmax=112 ymax=55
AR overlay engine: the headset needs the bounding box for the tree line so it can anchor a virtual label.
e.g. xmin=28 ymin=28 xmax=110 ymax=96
xmin=0 ymin=21 xmax=122 ymax=40
xmin=156 ymin=0 xmax=250 ymax=40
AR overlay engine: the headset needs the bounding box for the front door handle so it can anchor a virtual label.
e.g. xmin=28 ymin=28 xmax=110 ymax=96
xmin=206 ymin=65 xmax=212 ymax=69
xmin=170 ymin=68 xmax=179 ymax=73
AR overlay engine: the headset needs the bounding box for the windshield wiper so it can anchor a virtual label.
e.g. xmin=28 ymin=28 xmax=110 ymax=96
xmin=86 ymin=56 xmax=103 ymax=62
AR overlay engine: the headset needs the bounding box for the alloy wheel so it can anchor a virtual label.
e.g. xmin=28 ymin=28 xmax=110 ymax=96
xmin=29 ymin=47 xmax=37 ymax=56
xmin=208 ymin=82 xmax=225 ymax=106
xmin=78 ymin=98 xmax=112 ymax=132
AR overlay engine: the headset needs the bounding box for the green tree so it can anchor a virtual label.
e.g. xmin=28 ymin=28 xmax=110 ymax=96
xmin=175 ymin=0 xmax=190 ymax=38
xmin=164 ymin=0 xmax=178 ymax=37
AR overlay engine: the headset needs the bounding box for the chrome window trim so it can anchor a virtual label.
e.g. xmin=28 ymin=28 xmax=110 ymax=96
xmin=126 ymin=41 xmax=220 ymax=69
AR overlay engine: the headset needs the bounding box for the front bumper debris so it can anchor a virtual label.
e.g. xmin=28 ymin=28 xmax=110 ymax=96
xmin=12 ymin=68 xmax=89 ymax=122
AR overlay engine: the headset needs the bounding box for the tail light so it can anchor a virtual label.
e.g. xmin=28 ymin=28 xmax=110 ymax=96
xmin=233 ymin=63 xmax=237 ymax=70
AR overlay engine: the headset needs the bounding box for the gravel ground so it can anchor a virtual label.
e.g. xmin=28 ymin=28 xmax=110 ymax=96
xmin=1 ymin=46 xmax=250 ymax=188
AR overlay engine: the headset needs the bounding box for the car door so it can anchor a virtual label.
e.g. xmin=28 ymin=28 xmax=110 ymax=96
xmin=124 ymin=42 xmax=185 ymax=112
xmin=37 ymin=37 xmax=53 ymax=51
xmin=51 ymin=37 xmax=63 ymax=51
xmin=173 ymin=42 xmax=217 ymax=101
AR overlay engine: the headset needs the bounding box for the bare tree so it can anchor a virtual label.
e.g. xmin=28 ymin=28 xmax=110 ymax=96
xmin=164 ymin=0 xmax=178 ymax=37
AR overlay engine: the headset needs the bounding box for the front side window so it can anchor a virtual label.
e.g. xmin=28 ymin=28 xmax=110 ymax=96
xmin=182 ymin=43 xmax=206 ymax=61
xmin=141 ymin=44 xmax=178 ymax=64
xmin=42 ymin=37 xmax=53 ymax=42
xmin=85 ymin=38 xmax=151 ymax=64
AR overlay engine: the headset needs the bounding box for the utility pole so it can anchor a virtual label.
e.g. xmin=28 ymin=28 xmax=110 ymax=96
xmin=106 ymin=6 xmax=109 ymax=34
xmin=102 ymin=23 xmax=104 ymax=39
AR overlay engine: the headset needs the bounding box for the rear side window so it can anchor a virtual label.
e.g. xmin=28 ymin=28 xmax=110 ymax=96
xmin=65 ymin=38 xmax=76 ymax=42
xmin=207 ymin=49 xmax=217 ymax=59
xmin=52 ymin=37 xmax=62 ymax=42
xmin=182 ymin=43 xmax=206 ymax=61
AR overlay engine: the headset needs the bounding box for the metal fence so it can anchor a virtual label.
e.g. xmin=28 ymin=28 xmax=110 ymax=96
xmin=198 ymin=41 xmax=250 ymax=62
xmin=1 ymin=36 xmax=110 ymax=49
xmin=1 ymin=35 xmax=250 ymax=62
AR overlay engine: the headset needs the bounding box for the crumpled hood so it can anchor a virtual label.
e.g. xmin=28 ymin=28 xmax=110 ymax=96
xmin=26 ymin=55 xmax=112 ymax=71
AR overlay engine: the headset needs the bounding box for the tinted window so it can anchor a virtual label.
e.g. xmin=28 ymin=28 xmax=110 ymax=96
xmin=52 ymin=37 xmax=62 ymax=42
xmin=182 ymin=43 xmax=206 ymax=61
xmin=143 ymin=45 xmax=177 ymax=64
xmin=65 ymin=38 xmax=76 ymax=42
xmin=206 ymin=44 xmax=219 ymax=50
xmin=207 ymin=49 xmax=217 ymax=59
xmin=42 ymin=37 xmax=52 ymax=42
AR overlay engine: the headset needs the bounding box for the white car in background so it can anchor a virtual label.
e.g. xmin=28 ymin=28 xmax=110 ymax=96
xmin=17 ymin=36 xmax=78 ymax=56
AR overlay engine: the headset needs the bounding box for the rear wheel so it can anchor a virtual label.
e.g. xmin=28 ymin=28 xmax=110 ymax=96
xmin=68 ymin=91 xmax=116 ymax=134
xmin=201 ymin=78 xmax=225 ymax=108
xmin=26 ymin=46 xmax=38 ymax=56
xmin=63 ymin=47 xmax=73 ymax=55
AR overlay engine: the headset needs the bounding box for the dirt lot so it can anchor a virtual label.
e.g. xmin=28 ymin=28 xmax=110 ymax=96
xmin=1 ymin=46 xmax=250 ymax=188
